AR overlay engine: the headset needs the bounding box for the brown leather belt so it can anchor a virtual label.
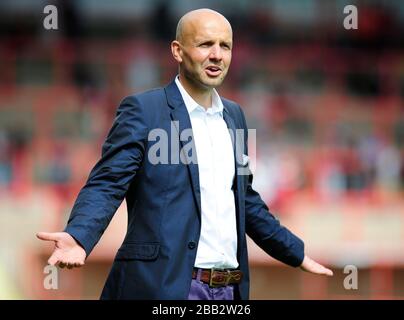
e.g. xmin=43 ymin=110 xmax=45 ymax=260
xmin=192 ymin=268 xmax=243 ymax=287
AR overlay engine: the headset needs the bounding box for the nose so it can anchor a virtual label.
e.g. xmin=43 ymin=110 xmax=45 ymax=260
xmin=209 ymin=44 xmax=223 ymax=61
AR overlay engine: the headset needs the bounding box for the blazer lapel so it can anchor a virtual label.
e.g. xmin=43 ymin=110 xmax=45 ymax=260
xmin=165 ymin=80 xmax=201 ymax=218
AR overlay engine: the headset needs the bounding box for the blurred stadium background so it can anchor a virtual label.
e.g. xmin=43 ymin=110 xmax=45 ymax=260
xmin=1 ymin=0 xmax=404 ymax=299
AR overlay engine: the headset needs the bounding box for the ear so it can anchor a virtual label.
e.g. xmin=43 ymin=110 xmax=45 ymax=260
xmin=171 ymin=40 xmax=183 ymax=63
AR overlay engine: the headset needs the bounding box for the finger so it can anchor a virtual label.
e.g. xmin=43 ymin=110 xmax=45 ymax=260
xmin=37 ymin=232 xmax=59 ymax=242
xmin=314 ymin=263 xmax=333 ymax=276
xmin=48 ymin=253 xmax=59 ymax=266
xmin=301 ymin=256 xmax=333 ymax=276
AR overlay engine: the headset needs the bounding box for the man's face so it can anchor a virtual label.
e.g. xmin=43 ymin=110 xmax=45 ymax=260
xmin=175 ymin=16 xmax=233 ymax=91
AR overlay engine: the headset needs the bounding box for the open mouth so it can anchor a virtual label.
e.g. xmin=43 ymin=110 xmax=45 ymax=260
xmin=205 ymin=65 xmax=222 ymax=77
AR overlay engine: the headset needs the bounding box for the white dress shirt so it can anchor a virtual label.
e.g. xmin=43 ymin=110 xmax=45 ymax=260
xmin=175 ymin=76 xmax=238 ymax=269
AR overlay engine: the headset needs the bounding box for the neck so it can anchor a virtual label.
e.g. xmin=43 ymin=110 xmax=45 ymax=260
xmin=178 ymin=75 xmax=212 ymax=109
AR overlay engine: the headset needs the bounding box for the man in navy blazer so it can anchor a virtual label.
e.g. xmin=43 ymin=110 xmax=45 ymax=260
xmin=37 ymin=8 xmax=333 ymax=300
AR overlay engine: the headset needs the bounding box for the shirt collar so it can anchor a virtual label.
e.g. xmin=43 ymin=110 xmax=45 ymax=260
xmin=175 ymin=76 xmax=223 ymax=116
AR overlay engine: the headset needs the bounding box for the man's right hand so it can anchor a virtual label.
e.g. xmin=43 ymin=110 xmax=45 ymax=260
xmin=36 ymin=232 xmax=86 ymax=269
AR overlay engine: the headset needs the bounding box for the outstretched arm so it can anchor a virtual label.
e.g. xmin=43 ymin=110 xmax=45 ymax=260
xmin=37 ymin=95 xmax=148 ymax=266
xmin=238 ymin=103 xmax=332 ymax=276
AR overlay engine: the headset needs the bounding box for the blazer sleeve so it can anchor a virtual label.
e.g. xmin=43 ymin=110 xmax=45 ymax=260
xmin=64 ymin=95 xmax=148 ymax=256
xmin=238 ymin=105 xmax=305 ymax=267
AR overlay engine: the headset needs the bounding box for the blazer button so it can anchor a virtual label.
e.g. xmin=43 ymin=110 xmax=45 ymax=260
xmin=188 ymin=241 xmax=196 ymax=250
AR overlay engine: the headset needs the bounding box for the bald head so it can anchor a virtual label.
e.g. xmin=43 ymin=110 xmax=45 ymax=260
xmin=175 ymin=9 xmax=232 ymax=44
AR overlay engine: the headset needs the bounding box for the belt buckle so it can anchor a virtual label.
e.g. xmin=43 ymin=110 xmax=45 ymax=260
xmin=209 ymin=268 xmax=230 ymax=287
xmin=225 ymin=269 xmax=231 ymax=286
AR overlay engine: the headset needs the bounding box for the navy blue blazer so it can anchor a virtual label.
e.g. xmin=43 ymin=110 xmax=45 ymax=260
xmin=64 ymin=79 xmax=305 ymax=300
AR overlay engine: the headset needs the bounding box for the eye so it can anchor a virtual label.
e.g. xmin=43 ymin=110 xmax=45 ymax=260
xmin=221 ymin=42 xmax=232 ymax=50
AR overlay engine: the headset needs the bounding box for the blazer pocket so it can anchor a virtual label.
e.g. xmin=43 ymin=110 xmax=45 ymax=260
xmin=115 ymin=242 xmax=160 ymax=261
